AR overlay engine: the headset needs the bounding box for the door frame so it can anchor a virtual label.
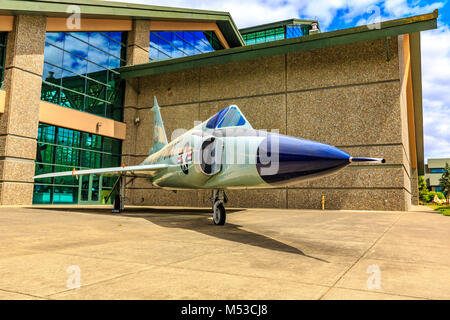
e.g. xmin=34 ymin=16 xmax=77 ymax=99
xmin=78 ymin=174 xmax=103 ymax=204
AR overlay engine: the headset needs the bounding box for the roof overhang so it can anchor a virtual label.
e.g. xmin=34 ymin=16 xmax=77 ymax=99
xmin=0 ymin=0 xmax=244 ymax=47
xmin=427 ymin=158 xmax=450 ymax=169
xmin=409 ymin=32 xmax=425 ymax=175
xmin=118 ymin=10 xmax=438 ymax=79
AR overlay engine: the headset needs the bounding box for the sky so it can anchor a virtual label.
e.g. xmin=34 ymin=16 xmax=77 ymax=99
xmin=108 ymin=0 xmax=450 ymax=161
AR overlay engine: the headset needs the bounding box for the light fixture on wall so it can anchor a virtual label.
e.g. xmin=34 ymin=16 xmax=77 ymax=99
xmin=134 ymin=117 xmax=140 ymax=125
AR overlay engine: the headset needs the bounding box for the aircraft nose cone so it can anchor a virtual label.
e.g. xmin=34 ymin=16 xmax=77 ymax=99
xmin=256 ymin=134 xmax=351 ymax=186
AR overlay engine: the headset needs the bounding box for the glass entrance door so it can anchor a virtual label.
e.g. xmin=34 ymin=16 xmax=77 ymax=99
xmin=78 ymin=174 xmax=103 ymax=204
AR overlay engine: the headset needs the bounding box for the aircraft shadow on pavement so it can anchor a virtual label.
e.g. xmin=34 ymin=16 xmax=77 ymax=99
xmin=36 ymin=206 xmax=328 ymax=262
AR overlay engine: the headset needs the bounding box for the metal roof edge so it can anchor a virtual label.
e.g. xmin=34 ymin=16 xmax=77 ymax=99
xmin=0 ymin=0 xmax=244 ymax=47
xmin=239 ymin=18 xmax=319 ymax=34
xmin=0 ymin=0 xmax=233 ymax=17
xmin=118 ymin=10 xmax=438 ymax=79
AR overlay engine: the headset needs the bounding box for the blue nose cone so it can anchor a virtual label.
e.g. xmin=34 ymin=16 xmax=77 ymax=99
xmin=256 ymin=134 xmax=351 ymax=186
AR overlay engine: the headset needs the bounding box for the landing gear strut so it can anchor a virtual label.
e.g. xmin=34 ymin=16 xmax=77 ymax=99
xmin=112 ymin=175 xmax=126 ymax=213
xmin=212 ymin=190 xmax=227 ymax=225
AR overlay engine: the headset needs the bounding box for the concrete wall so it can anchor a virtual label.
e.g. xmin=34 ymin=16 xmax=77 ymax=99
xmin=0 ymin=16 xmax=46 ymax=205
xmin=123 ymin=36 xmax=416 ymax=211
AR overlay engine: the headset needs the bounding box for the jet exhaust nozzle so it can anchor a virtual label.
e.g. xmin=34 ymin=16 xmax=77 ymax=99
xmin=350 ymin=157 xmax=386 ymax=164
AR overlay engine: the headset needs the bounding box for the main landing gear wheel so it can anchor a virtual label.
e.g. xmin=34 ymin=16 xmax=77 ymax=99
xmin=113 ymin=194 xmax=122 ymax=213
xmin=111 ymin=175 xmax=127 ymax=213
xmin=213 ymin=202 xmax=226 ymax=225
xmin=212 ymin=190 xmax=227 ymax=225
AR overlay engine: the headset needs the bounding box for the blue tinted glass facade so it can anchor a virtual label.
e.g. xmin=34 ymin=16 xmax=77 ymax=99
xmin=242 ymin=24 xmax=311 ymax=45
xmin=41 ymin=32 xmax=127 ymax=121
xmin=431 ymin=168 xmax=446 ymax=173
xmin=286 ymin=25 xmax=307 ymax=38
xmin=33 ymin=123 xmax=121 ymax=205
xmin=149 ymin=31 xmax=223 ymax=61
xmin=242 ymin=27 xmax=285 ymax=45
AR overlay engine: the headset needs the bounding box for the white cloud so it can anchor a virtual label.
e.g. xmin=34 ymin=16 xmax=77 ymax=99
xmin=421 ymin=26 xmax=450 ymax=159
xmin=424 ymin=134 xmax=450 ymax=159
xmin=384 ymin=0 xmax=443 ymax=17
xmin=105 ymin=0 xmax=443 ymax=29
xmin=355 ymin=0 xmax=444 ymax=26
xmin=105 ymin=0 xmax=374 ymax=29
xmin=105 ymin=0 xmax=306 ymax=28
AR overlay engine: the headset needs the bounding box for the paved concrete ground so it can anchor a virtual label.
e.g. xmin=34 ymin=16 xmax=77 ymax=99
xmin=0 ymin=205 xmax=449 ymax=300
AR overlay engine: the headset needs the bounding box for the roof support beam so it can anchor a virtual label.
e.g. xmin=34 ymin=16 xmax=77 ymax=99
xmin=409 ymin=31 xmax=424 ymax=175
xmin=39 ymin=100 xmax=127 ymax=140
xmin=0 ymin=15 xmax=13 ymax=31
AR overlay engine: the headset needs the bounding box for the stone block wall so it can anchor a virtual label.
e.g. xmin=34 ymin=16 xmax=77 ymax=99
xmin=0 ymin=16 xmax=46 ymax=205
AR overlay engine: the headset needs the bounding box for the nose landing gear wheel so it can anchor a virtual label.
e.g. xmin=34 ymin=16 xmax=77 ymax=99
xmin=213 ymin=203 xmax=226 ymax=225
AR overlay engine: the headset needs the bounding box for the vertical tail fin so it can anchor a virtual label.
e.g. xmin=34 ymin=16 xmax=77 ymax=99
xmin=149 ymin=96 xmax=168 ymax=155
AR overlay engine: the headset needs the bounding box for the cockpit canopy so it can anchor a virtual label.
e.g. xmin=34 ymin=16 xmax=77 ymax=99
xmin=205 ymin=105 xmax=253 ymax=129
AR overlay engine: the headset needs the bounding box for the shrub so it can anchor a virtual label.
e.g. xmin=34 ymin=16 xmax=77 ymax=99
xmin=425 ymin=191 xmax=436 ymax=203
xmin=436 ymin=192 xmax=445 ymax=200
xmin=439 ymin=163 xmax=450 ymax=201
xmin=426 ymin=191 xmax=446 ymax=203
xmin=418 ymin=176 xmax=429 ymax=202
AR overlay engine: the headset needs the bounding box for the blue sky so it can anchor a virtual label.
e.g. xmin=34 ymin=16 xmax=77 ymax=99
xmin=109 ymin=0 xmax=450 ymax=161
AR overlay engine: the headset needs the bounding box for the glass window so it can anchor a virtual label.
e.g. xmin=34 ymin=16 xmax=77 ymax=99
xmin=53 ymin=186 xmax=79 ymax=204
xmin=243 ymin=32 xmax=256 ymax=45
xmin=149 ymin=31 xmax=223 ymax=62
xmin=286 ymin=25 xmax=305 ymax=39
xmin=300 ymin=25 xmax=311 ymax=36
xmin=287 ymin=24 xmax=311 ymax=38
xmin=41 ymin=32 xmax=127 ymax=121
xmin=33 ymin=123 xmax=122 ymax=205
xmin=242 ymin=27 xmax=285 ymax=45
xmin=0 ymin=32 xmax=7 ymax=88
xmin=33 ymin=185 xmax=52 ymax=205
xmin=242 ymin=25 xmax=311 ymax=45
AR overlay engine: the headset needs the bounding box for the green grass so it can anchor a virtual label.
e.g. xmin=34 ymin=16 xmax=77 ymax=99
xmin=426 ymin=204 xmax=450 ymax=216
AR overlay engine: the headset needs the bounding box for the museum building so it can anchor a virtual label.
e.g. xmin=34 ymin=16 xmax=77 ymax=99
xmin=0 ymin=0 xmax=438 ymax=210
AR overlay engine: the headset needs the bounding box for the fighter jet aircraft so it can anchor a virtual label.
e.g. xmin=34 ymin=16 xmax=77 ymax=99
xmin=34 ymin=97 xmax=385 ymax=225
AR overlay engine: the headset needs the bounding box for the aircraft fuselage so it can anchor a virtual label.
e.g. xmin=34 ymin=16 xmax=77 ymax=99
xmin=33 ymin=101 xmax=384 ymax=225
xmin=141 ymin=127 xmax=353 ymax=190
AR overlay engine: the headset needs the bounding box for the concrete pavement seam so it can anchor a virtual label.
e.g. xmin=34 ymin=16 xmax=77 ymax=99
xmin=318 ymin=212 xmax=404 ymax=300
xmin=329 ymin=286 xmax=432 ymax=300
xmin=0 ymin=288 xmax=49 ymax=300
xmin=163 ymin=264 xmax=331 ymax=291
xmin=45 ymin=266 xmax=155 ymax=298
xmin=50 ymin=251 xmax=152 ymax=267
